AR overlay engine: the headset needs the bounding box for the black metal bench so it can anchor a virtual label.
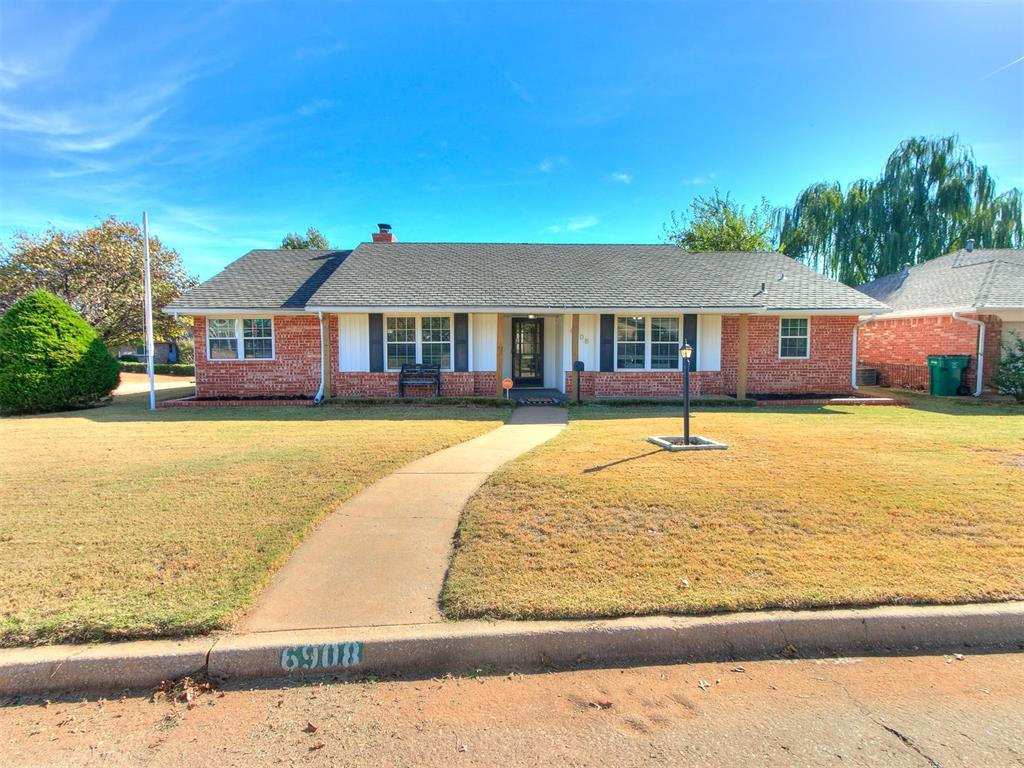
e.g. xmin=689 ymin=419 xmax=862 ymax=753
xmin=398 ymin=363 xmax=441 ymax=398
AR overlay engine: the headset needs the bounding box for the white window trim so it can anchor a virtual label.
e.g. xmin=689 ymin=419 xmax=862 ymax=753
xmin=613 ymin=314 xmax=684 ymax=372
xmin=205 ymin=316 xmax=276 ymax=362
xmin=384 ymin=313 xmax=455 ymax=371
xmin=778 ymin=316 xmax=811 ymax=360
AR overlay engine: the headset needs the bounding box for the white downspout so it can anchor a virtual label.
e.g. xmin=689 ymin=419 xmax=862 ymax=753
xmin=952 ymin=311 xmax=985 ymax=397
xmin=314 ymin=311 xmax=325 ymax=403
xmin=851 ymin=315 xmax=877 ymax=390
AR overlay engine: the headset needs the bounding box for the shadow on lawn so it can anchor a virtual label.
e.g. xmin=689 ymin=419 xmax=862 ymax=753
xmin=583 ymin=448 xmax=664 ymax=473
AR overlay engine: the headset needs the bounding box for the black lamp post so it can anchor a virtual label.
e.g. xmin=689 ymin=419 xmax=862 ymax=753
xmin=680 ymin=342 xmax=693 ymax=445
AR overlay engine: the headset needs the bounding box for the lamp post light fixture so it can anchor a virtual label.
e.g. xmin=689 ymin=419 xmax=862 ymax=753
xmin=679 ymin=342 xmax=693 ymax=445
xmin=648 ymin=340 xmax=726 ymax=452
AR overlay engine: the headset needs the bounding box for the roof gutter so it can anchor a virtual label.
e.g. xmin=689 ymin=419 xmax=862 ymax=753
xmin=952 ymin=311 xmax=985 ymax=397
xmin=303 ymin=305 xmax=882 ymax=316
xmin=851 ymin=314 xmax=878 ymax=390
xmin=160 ymin=307 xmax=310 ymax=316
xmin=314 ymin=311 xmax=325 ymax=404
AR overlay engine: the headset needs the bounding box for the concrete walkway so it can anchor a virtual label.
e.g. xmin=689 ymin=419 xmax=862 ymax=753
xmin=239 ymin=406 xmax=567 ymax=633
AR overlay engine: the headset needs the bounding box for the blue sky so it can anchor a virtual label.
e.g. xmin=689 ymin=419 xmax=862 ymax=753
xmin=1 ymin=1 xmax=1022 ymax=279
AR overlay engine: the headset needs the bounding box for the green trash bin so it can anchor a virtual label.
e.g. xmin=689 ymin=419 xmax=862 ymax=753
xmin=927 ymin=355 xmax=970 ymax=396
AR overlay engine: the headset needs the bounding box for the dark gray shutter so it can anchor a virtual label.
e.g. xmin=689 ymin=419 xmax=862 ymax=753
xmin=454 ymin=313 xmax=469 ymax=372
xmin=369 ymin=313 xmax=384 ymax=372
xmin=683 ymin=314 xmax=698 ymax=369
xmin=599 ymin=314 xmax=614 ymax=372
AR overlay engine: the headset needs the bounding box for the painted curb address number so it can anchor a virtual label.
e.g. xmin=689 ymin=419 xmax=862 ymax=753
xmin=280 ymin=642 xmax=363 ymax=671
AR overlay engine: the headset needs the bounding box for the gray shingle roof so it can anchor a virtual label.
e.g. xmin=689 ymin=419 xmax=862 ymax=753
xmin=304 ymin=242 xmax=887 ymax=312
xmin=857 ymin=248 xmax=1024 ymax=312
xmin=167 ymin=242 xmax=888 ymax=313
xmin=166 ymin=250 xmax=351 ymax=311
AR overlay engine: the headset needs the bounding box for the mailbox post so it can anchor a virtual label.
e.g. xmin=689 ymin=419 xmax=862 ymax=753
xmin=572 ymin=360 xmax=585 ymax=404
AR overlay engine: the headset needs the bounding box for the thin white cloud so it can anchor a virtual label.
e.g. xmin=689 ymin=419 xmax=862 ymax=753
xmin=0 ymin=5 xmax=110 ymax=91
xmin=546 ymin=215 xmax=599 ymax=234
xmin=982 ymin=53 xmax=1024 ymax=80
xmin=294 ymin=39 xmax=348 ymax=62
xmin=537 ymin=155 xmax=568 ymax=173
xmin=609 ymin=172 xmax=632 ymax=184
xmin=0 ymin=70 xmax=198 ymax=154
xmin=297 ymin=99 xmax=335 ymax=117
xmin=498 ymin=69 xmax=534 ymax=106
xmin=681 ymin=171 xmax=718 ymax=185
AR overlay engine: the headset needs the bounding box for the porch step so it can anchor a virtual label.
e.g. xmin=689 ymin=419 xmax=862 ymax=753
xmin=509 ymin=388 xmax=567 ymax=407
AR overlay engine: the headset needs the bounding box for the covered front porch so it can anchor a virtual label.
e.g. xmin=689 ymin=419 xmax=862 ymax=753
xmin=327 ymin=310 xmax=755 ymax=400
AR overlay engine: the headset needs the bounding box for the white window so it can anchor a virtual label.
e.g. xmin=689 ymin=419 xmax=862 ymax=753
xmin=386 ymin=317 xmax=417 ymax=369
xmin=206 ymin=317 xmax=274 ymax=361
xmin=650 ymin=317 xmax=681 ymax=369
xmin=420 ymin=316 xmax=452 ymax=368
xmin=615 ymin=315 xmax=682 ymax=370
xmin=779 ymin=317 xmax=810 ymax=359
xmin=615 ymin=316 xmax=646 ymax=369
xmin=386 ymin=315 xmax=452 ymax=369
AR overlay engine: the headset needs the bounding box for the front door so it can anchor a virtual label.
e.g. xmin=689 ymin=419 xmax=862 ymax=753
xmin=512 ymin=317 xmax=544 ymax=387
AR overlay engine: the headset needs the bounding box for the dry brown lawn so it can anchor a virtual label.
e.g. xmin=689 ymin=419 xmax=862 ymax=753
xmin=0 ymin=382 xmax=505 ymax=646
xmin=442 ymin=397 xmax=1024 ymax=619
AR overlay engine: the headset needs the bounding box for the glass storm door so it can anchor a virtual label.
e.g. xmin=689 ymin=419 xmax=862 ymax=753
xmin=512 ymin=317 xmax=544 ymax=386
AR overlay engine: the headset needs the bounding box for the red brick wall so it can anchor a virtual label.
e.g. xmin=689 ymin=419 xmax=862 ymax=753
xmin=857 ymin=313 xmax=1001 ymax=389
xmin=328 ymin=315 xmax=497 ymax=397
xmin=194 ymin=315 xmax=321 ymax=398
xmin=720 ymin=315 xmax=856 ymax=395
xmin=332 ymin=372 xmax=496 ymax=398
xmin=194 ymin=313 xmax=860 ymax=399
xmin=567 ymin=371 xmax=724 ymax=398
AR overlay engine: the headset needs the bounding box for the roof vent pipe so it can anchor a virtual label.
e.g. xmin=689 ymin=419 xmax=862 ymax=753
xmin=966 ymin=238 xmax=975 ymax=252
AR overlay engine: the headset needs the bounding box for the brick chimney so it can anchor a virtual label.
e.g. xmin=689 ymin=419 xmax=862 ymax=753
xmin=372 ymin=223 xmax=397 ymax=243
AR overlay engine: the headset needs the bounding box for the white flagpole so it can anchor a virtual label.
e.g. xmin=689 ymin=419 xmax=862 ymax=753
xmin=142 ymin=212 xmax=156 ymax=411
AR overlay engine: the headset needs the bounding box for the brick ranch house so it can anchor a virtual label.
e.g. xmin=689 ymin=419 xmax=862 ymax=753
xmin=856 ymin=245 xmax=1024 ymax=395
xmin=164 ymin=226 xmax=889 ymax=401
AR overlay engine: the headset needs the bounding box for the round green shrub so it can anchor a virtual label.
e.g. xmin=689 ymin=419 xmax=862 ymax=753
xmin=0 ymin=290 xmax=120 ymax=415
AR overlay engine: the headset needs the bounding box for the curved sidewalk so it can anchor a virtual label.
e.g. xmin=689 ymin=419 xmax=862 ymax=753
xmin=238 ymin=406 xmax=567 ymax=633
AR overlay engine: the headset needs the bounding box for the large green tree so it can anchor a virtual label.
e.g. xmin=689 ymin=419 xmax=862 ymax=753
xmin=281 ymin=227 xmax=330 ymax=249
xmin=776 ymin=136 xmax=1023 ymax=285
xmin=664 ymin=190 xmax=776 ymax=251
xmin=0 ymin=217 xmax=197 ymax=346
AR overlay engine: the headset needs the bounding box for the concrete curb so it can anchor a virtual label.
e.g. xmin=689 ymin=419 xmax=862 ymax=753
xmin=3 ymin=602 xmax=1022 ymax=696
xmin=0 ymin=638 xmax=212 ymax=696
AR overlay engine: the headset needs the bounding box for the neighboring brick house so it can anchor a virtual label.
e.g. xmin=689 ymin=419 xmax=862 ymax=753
xmin=165 ymin=225 xmax=888 ymax=400
xmin=856 ymin=245 xmax=1024 ymax=394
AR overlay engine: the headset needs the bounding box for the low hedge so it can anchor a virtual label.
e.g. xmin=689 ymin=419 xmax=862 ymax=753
xmin=323 ymin=396 xmax=514 ymax=408
xmin=572 ymin=397 xmax=756 ymax=408
xmin=118 ymin=361 xmax=195 ymax=376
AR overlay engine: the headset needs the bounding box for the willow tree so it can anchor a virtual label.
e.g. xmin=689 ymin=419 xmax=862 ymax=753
xmin=777 ymin=136 xmax=1023 ymax=285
